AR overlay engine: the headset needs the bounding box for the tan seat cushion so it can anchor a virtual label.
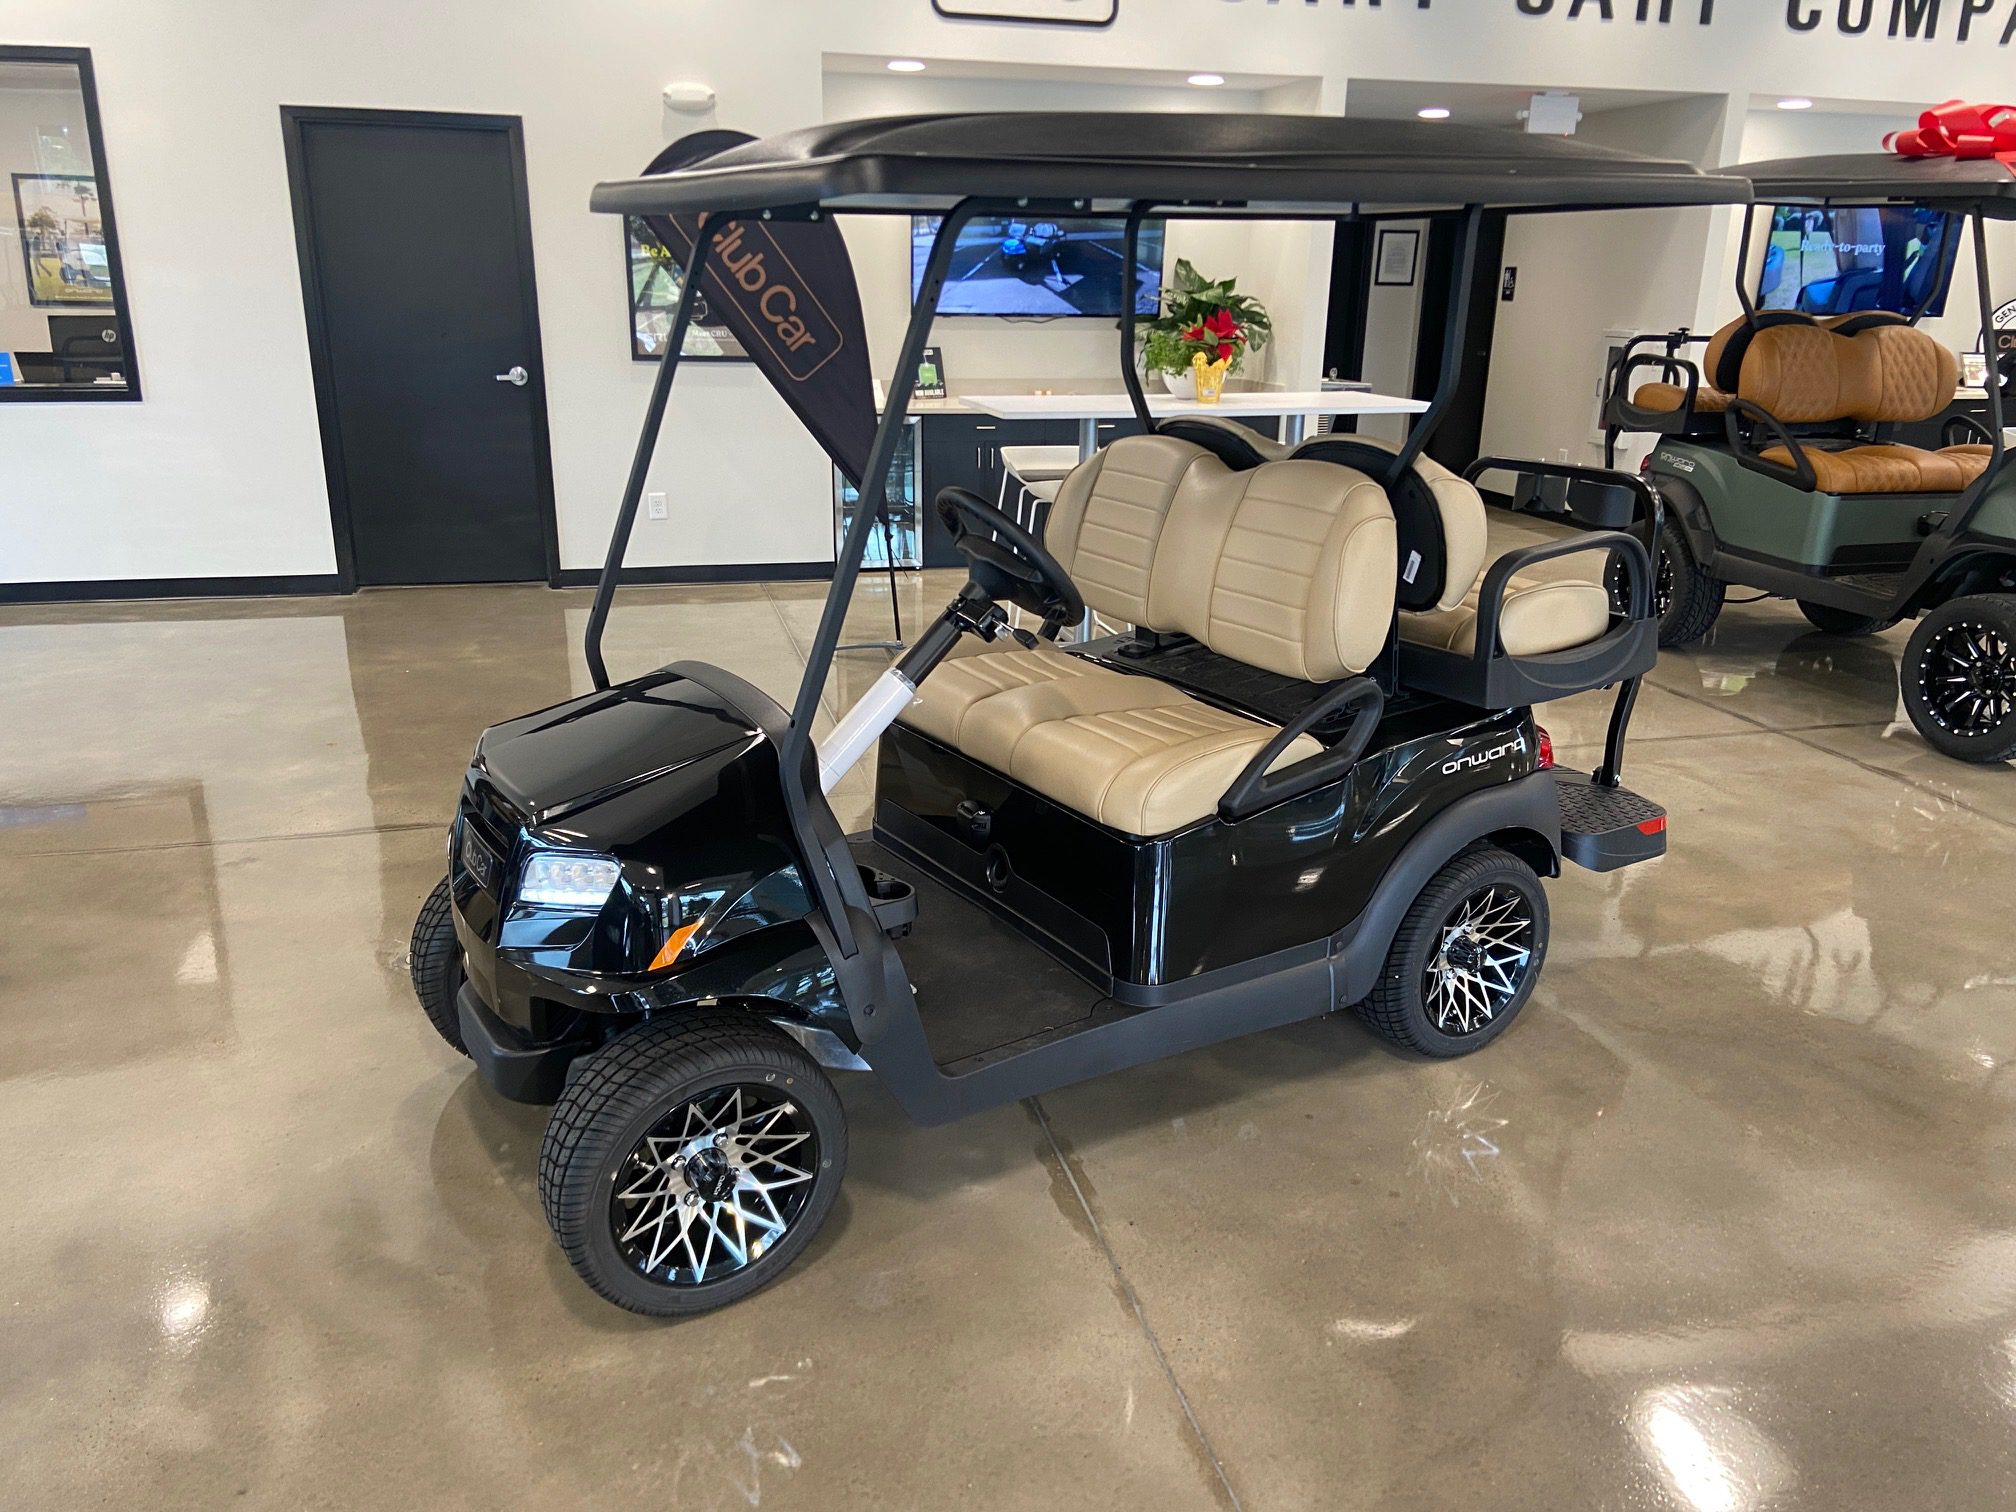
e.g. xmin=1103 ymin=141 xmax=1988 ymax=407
xmin=1399 ymin=574 xmax=1612 ymax=657
xmin=1397 ymin=510 xmax=1611 ymax=657
xmin=1943 ymin=444 xmax=1996 ymax=485
xmin=1760 ymin=442 xmax=1972 ymax=495
xmin=897 ymin=639 xmax=1091 ymax=750
xmin=1633 ymin=380 xmax=1732 ymax=415
xmin=897 ymin=641 xmax=1319 ymax=836
xmin=1739 ymin=322 xmax=1958 ymax=426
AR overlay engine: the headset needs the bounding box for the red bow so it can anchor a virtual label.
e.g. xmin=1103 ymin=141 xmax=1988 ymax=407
xmin=1886 ymin=100 xmax=2016 ymax=162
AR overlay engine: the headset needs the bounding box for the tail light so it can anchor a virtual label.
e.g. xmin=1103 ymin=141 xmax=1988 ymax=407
xmin=1536 ymin=724 xmax=1555 ymax=770
xmin=1638 ymin=452 xmax=1652 ymax=473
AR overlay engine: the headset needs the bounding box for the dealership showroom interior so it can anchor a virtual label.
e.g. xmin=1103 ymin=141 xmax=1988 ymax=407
xmin=12 ymin=0 xmax=2016 ymax=1506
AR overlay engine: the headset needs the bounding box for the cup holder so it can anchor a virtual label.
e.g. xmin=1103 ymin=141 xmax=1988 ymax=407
xmin=858 ymin=865 xmax=917 ymax=939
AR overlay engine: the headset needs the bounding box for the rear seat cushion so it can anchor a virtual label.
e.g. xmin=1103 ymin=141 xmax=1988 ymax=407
xmin=1632 ymin=380 xmax=1732 ymax=416
xmin=1289 ymin=435 xmax=1487 ymax=613
xmin=1761 ymin=441 xmax=1976 ymax=495
xmin=1399 ymin=513 xmax=1610 ymax=658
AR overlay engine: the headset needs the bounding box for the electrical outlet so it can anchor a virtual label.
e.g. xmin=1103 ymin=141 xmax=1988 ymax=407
xmin=646 ymin=491 xmax=667 ymax=520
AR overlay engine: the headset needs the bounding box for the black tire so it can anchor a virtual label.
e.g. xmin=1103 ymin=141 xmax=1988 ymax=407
xmin=538 ymin=1012 xmax=847 ymax=1317
xmin=1798 ymin=599 xmax=1898 ymax=637
xmin=408 ymin=877 xmax=467 ymax=1055
xmin=1358 ymin=847 xmax=1549 ymax=1058
xmin=1901 ymin=594 xmax=2016 ymax=764
xmin=1653 ymin=525 xmax=1723 ymax=648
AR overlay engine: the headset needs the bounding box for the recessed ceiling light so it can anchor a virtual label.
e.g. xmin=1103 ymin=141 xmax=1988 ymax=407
xmin=887 ymin=58 xmax=926 ymax=73
xmin=1777 ymin=96 xmax=1814 ymax=111
xmin=1418 ymin=107 xmax=1452 ymax=121
xmin=1187 ymin=73 xmax=1226 ymax=88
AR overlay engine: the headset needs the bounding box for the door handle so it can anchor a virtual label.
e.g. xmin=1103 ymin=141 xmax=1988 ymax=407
xmin=495 ymin=365 xmax=529 ymax=386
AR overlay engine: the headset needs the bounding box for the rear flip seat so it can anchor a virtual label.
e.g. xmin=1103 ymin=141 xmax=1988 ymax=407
xmin=898 ymin=433 xmax=1395 ymax=836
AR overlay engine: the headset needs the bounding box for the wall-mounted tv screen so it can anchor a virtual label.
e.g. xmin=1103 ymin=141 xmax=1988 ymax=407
xmin=1757 ymin=205 xmax=1952 ymax=318
xmin=912 ymin=214 xmax=1165 ymax=318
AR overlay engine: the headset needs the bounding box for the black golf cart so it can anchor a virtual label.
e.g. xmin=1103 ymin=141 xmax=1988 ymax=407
xmin=1604 ymin=153 xmax=2016 ymax=761
xmin=409 ymin=115 xmax=1739 ymax=1316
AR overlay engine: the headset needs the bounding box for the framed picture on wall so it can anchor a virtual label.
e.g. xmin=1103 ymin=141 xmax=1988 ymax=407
xmin=1373 ymin=227 xmax=1419 ymax=288
xmin=12 ymin=173 xmax=113 ymax=308
xmin=625 ymin=215 xmax=748 ymax=361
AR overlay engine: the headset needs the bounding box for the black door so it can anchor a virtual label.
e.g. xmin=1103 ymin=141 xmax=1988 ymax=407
xmin=284 ymin=108 xmax=556 ymax=586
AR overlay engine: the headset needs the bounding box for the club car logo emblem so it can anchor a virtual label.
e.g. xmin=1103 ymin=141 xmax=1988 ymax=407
xmin=1656 ymin=450 xmax=1697 ymax=474
xmin=1442 ymin=732 xmax=1527 ymax=776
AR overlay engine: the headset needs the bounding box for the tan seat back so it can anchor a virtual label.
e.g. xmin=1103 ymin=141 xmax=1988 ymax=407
xmin=1046 ymin=435 xmax=1397 ymax=681
xmin=1737 ymin=320 xmax=1958 ymax=425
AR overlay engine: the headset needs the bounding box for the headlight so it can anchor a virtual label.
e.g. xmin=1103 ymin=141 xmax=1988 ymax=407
xmin=518 ymin=852 xmax=621 ymax=909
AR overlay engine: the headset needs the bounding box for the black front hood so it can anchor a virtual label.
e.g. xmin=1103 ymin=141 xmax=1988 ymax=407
xmin=473 ymin=669 xmax=763 ymax=837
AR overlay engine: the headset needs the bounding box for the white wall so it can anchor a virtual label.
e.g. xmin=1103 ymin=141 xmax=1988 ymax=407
xmin=1478 ymin=94 xmax=1734 ymax=468
xmin=8 ymin=0 xmax=2016 ymax=589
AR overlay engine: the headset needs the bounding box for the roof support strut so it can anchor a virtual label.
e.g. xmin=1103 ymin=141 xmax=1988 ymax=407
xmin=583 ymin=215 xmax=715 ymax=691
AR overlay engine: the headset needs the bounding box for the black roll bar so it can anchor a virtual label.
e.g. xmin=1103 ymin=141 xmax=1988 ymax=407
xmin=1119 ymin=201 xmax=1157 ymax=435
xmin=1944 ymin=208 xmax=2009 ymax=539
xmin=584 ymin=217 xmax=715 ymax=691
xmin=1387 ymin=206 xmax=1482 ymax=486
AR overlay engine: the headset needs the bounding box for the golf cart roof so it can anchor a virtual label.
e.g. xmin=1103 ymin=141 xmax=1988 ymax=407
xmin=1734 ymin=153 xmax=2016 ymax=219
xmin=590 ymin=113 xmax=1752 ymax=219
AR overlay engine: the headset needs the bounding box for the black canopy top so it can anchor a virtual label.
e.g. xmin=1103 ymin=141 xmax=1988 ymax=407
xmin=1735 ymin=153 xmax=2016 ymax=218
xmin=590 ymin=112 xmax=1751 ymax=219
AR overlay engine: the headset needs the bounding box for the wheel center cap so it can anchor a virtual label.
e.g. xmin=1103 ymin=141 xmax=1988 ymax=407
xmin=1445 ymin=934 xmax=1482 ymax=971
xmin=683 ymin=1146 xmax=737 ymax=1202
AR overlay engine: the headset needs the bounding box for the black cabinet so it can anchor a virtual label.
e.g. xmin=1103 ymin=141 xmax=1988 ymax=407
xmin=915 ymin=415 xmax=1075 ymax=566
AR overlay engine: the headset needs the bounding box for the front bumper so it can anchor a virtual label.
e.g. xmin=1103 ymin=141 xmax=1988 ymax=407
xmin=456 ymin=982 xmax=595 ymax=1104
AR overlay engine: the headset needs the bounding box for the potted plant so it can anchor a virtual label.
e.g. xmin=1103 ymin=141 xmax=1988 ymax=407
xmin=1137 ymin=259 xmax=1274 ymax=398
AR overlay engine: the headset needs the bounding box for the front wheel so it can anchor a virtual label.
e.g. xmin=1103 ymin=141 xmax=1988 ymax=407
xmin=1798 ymin=599 xmax=1898 ymax=637
xmin=538 ymin=1013 xmax=848 ymax=1317
xmin=1358 ymin=846 xmax=1549 ymax=1057
xmin=409 ymin=877 xmax=467 ymax=1054
xmin=1901 ymin=594 xmax=2016 ymax=763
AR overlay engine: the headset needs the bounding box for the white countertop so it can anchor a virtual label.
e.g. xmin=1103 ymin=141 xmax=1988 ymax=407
xmin=958 ymin=389 xmax=1426 ymax=420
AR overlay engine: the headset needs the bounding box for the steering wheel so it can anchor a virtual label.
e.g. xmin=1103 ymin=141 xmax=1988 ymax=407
xmin=935 ymin=487 xmax=1085 ymax=638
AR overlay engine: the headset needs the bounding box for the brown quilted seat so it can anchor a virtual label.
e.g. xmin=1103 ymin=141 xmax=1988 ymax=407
xmin=1630 ymin=312 xmax=1911 ymax=419
xmin=1737 ymin=318 xmax=1974 ymax=494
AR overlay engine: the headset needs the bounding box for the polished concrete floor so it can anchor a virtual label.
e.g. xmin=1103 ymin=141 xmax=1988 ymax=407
xmin=2 ymin=574 xmax=2013 ymax=1510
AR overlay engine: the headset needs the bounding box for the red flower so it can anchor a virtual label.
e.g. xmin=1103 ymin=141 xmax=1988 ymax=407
xmin=1203 ymin=308 xmax=1240 ymax=340
xmin=1183 ymin=323 xmax=1207 ymax=341
xmin=1217 ymin=341 xmax=1235 ymax=362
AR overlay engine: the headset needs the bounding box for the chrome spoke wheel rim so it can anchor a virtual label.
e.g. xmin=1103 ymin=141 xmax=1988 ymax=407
xmin=1918 ymin=621 xmax=2016 ymax=738
xmin=1423 ymin=885 xmax=1536 ymax=1037
xmin=609 ymin=1084 xmax=818 ymax=1287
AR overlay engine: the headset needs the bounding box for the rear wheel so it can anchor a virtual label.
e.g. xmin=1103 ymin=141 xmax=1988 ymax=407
xmin=1651 ymin=525 xmax=1722 ymax=648
xmin=409 ymin=877 xmax=466 ymax=1055
xmin=1358 ymin=847 xmax=1549 ymax=1057
xmin=1901 ymin=594 xmax=2016 ymax=763
xmin=1798 ymin=599 xmax=1898 ymax=637
xmin=538 ymin=1013 xmax=847 ymax=1317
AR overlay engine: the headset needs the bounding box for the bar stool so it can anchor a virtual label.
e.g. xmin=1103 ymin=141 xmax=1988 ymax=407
xmin=996 ymin=444 xmax=1079 ymax=536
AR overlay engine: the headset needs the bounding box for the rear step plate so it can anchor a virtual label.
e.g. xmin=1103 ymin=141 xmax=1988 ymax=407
xmin=1554 ymin=769 xmax=1667 ymax=872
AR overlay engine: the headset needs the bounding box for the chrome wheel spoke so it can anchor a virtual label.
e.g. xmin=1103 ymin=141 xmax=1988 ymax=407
xmin=608 ymin=1078 xmax=820 ymax=1287
xmin=1422 ymin=884 xmax=1535 ymax=1037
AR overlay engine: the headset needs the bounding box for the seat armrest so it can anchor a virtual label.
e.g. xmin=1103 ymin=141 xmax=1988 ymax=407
xmin=1607 ymin=351 xmax=1704 ymax=433
xmin=1724 ymin=398 xmax=1818 ymax=492
xmin=1470 ymin=530 xmax=1655 ymax=662
xmin=1463 ymin=456 xmax=1666 ymax=566
xmin=1217 ymin=677 xmax=1383 ymax=823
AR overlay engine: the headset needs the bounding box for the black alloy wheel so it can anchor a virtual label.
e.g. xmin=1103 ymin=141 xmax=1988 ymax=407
xmin=1902 ymin=594 xmax=2016 ymax=763
xmin=539 ymin=1013 xmax=847 ymax=1317
xmin=1358 ymin=846 xmax=1550 ymax=1057
xmin=1611 ymin=525 xmax=1716 ymax=647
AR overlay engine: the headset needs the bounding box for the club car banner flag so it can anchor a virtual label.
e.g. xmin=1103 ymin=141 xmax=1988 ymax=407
xmin=639 ymin=130 xmax=878 ymax=486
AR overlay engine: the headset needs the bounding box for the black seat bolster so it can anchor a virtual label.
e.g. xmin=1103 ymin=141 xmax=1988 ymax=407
xmin=1291 ymin=436 xmax=1446 ymax=611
